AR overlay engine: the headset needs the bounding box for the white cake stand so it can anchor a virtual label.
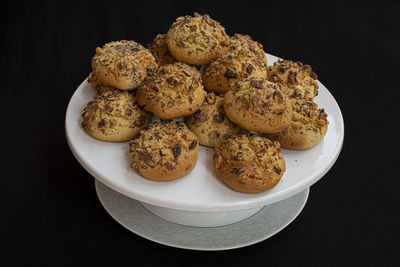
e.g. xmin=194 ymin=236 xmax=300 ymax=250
xmin=65 ymin=54 xmax=344 ymax=250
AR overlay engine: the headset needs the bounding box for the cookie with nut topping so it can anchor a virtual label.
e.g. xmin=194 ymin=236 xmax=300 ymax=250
xmin=185 ymin=92 xmax=242 ymax=147
xmin=130 ymin=121 xmax=199 ymax=181
xmin=88 ymin=72 xmax=118 ymax=94
xmin=146 ymin=34 xmax=176 ymax=65
xmin=267 ymin=59 xmax=318 ymax=101
xmin=92 ymin=40 xmax=158 ymax=90
xmin=265 ymin=99 xmax=329 ymax=149
xmin=82 ymin=90 xmax=152 ymax=142
xmin=166 ymin=12 xmax=230 ymax=65
xmin=214 ymin=134 xmax=285 ymax=193
xmin=224 ymin=78 xmax=293 ymax=133
xmin=203 ymin=34 xmax=268 ymax=94
xmin=136 ymin=62 xmax=206 ymax=119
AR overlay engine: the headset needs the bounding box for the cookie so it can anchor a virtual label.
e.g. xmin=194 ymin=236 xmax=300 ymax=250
xmin=88 ymin=72 xmax=118 ymax=94
xmin=81 ymin=90 xmax=151 ymax=142
xmin=166 ymin=12 xmax=230 ymax=65
xmin=185 ymin=92 xmax=242 ymax=147
xmin=228 ymin=34 xmax=269 ymax=63
xmin=146 ymin=34 xmax=176 ymax=65
xmin=203 ymin=34 xmax=268 ymax=94
xmin=265 ymin=99 xmax=329 ymax=149
xmin=267 ymin=59 xmax=318 ymax=101
xmin=224 ymin=78 xmax=293 ymax=133
xmin=91 ymin=40 xmax=158 ymax=90
xmin=214 ymin=134 xmax=285 ymax=193
xmin=129 ymin=121 xmax=199 ymax=181
xmin=136 ymin=62 xmax=206 ymax=119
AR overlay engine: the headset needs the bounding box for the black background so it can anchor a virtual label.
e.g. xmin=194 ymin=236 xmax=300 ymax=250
xmin=1 ymin=0 xmax=399 ymax=266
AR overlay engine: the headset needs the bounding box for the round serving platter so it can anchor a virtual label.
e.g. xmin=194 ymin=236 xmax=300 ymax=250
xmin=65 ymin=53 xmax=344 ymax=247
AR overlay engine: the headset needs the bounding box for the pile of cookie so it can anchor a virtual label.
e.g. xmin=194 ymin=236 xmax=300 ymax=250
xmin=81 ymin=12 xmax=329 ymax=193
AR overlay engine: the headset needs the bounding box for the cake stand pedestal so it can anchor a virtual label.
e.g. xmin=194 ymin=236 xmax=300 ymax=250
xmin=95 ymin=180 xmax=309 ymax=250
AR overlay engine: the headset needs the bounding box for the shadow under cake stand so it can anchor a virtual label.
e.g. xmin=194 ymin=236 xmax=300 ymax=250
xmin=65 ymin=54 xmax=344 ymax=250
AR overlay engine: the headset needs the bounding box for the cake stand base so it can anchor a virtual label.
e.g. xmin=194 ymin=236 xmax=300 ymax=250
xmin=95 ymin=180 xmax=309 ymax=250
xmin=140 ymin=202 xmax=264 ymax=227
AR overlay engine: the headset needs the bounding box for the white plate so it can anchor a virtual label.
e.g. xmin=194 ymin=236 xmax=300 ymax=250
xmin=65 ymin=53 xmax=344 ymax=212
xmin=95 ymin=180 xmax=309 ymax=250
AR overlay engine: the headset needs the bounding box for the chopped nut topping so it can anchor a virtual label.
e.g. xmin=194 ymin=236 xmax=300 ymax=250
xmin=206 ymin=92 xmax=216 ymax=105
xmin=220 ymin=40 xmax=228 ymax=46
xmin=177 ymin=40 xmax=184 ymax=47
xmin=118 ymin=62 xmax=127 ymax=70
xmin=213 ymin=113 xmax=225 ymax=122
xmin=310 ymin=71 xmax=318 ymax=80
xmin=274 ymin=166 xmax=282 ymax=174
xmin=166 ymin=76 xmax=179 ymax=86
xmin=189 ymin=140 xmax=197 ymax=150
xmin=279 ymin=65 xmax=287 ymax=73
xmin=288 ymin=71 xmax=298 ymax=84
xmin=273 ymin=90 xmax=283 ymax=101
xmin=173 ymin=142 xmax=181 ymax=158
xmin=224 ymin=69 xmax=238 ymax=79
xmin=134 ymin=115 xmax=147 ymax=127
xmin=184 ymin=16 xmax=191 ymax=24
xmin=164 ymin=162 xmax=175 ymax=170
xmin=246 ymin=64 xmax=254 ymax=74
xmin=211 ymin=131 xmax=220 ymax=138
xmin=233 ymin=166 xmax=245 ymax=174
xmin=98 ymin=119 xmax=106 ymax=127
xmin=193 ymin=110 xmax=207 ymax=122
xmin=139 ymin=151 xmax=153 ymax=161
xmin=250 ymin=79 xmax=264 ymax=89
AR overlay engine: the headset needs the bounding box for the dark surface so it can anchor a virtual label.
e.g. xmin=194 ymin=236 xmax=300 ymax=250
xmin=1 ymin=1 xmax=399 ymax=266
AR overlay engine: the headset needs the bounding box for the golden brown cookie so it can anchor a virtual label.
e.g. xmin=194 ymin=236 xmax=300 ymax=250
xmin=184 ymin=92 xmax=242 ymax=147
xmin=203 ymin=34 xmax=268 ymax=94
xmin=129 ymin=121 xmax=199 ymax=181
xmin=88 ymin=72 xmax=118 ymax=94
xmin=166 ymin=12 xmax=230 ymax=65
xmin=224 ymin=78 xmax=293 ymax=133
xmin=81 ymin=90 xmax=151 ymax=142
xmin=228 ymin=34 xmax=268 ymax=63
xmin=146 ymin=34 xmax=176 ymax=65
xmin=214 ymin=134 xmax=285 ymax=193
xmin=136 ymin=62 xmax=206 ymax=119
xmin=267 ymin=59 xmax=318 ymax=101
xmin=265 ymin=99 xmax=329 ymax=149
xmin=91 ymin=40 xmax=158 ymax=90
